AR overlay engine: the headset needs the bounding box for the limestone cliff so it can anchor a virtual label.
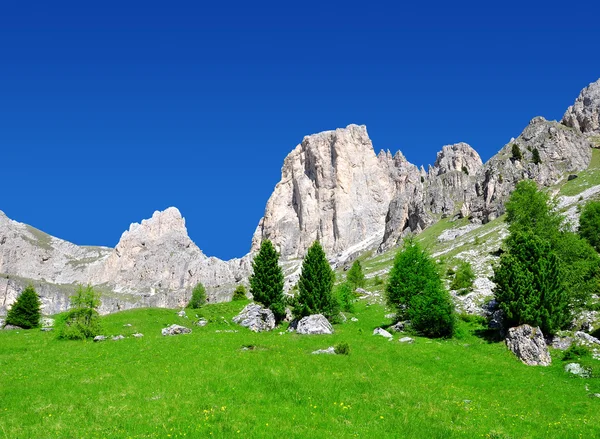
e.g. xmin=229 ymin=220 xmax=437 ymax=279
xmin=562 ymin=78 xmax=600 ymax=135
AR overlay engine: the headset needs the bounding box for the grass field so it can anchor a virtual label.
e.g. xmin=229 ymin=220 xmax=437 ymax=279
xmin=1 ymin=301 xmax=599 ymax=439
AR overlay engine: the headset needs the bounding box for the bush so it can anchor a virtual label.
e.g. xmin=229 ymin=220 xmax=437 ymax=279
xmin=58 ymin=285 xmax=102 ymax=340
xmin=334 ymin=342 xmax=350 ymax=355
xmin=373 ymin=275 xmax=384 ymax=286
xmin=532 ymin=147 xmax=542 ymax=165
xmin=346 ymin=260 xmax=366 ymax=290
xmin=5 ymin=285 xmax=41 ymax=329
xmin=579 ymin=201 xmax=600 ymax=252
xmin=232 ymin=285 xmax=247 ymax=301
xmin=188 ymin=283 xmax=207 ymax=309
xmin=293 ymin=241 xmax=338 ymax=320
xmin=562 ymin=344 xmax=590 ymax=361
xmin=386 ymin=239 xmax=454 ymax=337
xmin=450 ymin=260 xmax=476 ymax=294
xmin=511 ymin=144 xmax=522 ymax=161
xmin=336 ymin=282 xmax=356 ymax=313
xmin=249 ymin=239 xmax=285 ymax=322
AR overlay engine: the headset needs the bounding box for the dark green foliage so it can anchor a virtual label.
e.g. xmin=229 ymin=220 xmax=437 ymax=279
xmin=5 ymin=285 xmax=41 ymax=329
xmin=532 ymin=147 xmax=542 ymax=165
xmin=579 ymin=201 xmax=600 ymax=252
xmin=373 ymin=275 xmax=384 ymax=286
xmin=188 ymin=283 xmax=207 ymax=309
xmin=450 ymin=260 xmax=476 ymax=294
xmin=232 ymin=285 xmax=247 ymax=301
xmin=386 ymin=239 xmax=454 ymax=337
xmin=408 ymin=282 xmax=455 ymax=338
xmin=249 ymin=240 xmax=285 ymax=321
xmin=294 ymin=241 xmax=338 ymax=319
xmin=511 ymin=143 xmax=522 ymax=161
xmin=58 ymin=285 xmax=102 ymax=340
xmin=562 ymin=344 xmax=590 ymax=361
xmin=493 ymin=232 xmax=569 ymax=335
xmin=336 ymin=282 xmax=356 ymax=313
xmin=346 ymin=260 xmax=366 ymax=290
xmin=505 ymin=180 xmax=562 ymax=238
xmin=334 ymin=342 xmax=350 ymax=355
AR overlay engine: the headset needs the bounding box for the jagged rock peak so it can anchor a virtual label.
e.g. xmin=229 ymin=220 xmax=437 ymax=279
xmin=432 ymin=142 xmax=482 ymax=176
xmin=252 ymin=124 xmax=395 ymax=260
xmin=125 ymin=207 xmax=187 ymax=239
xmin=562 ymin=78 xmax=600 ymax=134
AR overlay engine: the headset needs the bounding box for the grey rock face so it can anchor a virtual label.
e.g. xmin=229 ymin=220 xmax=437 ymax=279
xmin=294 ymin=314 xmax=334 ymax=335
xmin=232 ymin=303 xmax=276 ymax=332
xmin=562 ymin=78 xmax=600 ymax=134
xmin=161 ymin=324 xmax=192 ymax=336
xmin=505 ymin=325 xmax=551 ymax=366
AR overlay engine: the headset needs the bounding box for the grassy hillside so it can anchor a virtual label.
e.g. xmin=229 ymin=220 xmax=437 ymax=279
xmin=1 ymin=302 xmax=599 ymax=439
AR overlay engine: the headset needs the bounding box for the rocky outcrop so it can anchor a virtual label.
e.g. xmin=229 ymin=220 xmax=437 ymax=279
xmin=161 ymin=324 xmax=192 ymax=336
xmin=562 ymin=78 xmax=600 ymax=135
xmin=232 ymin=303 xmax=276 ymax=332
xmin=293 ymin=314 xmax=334 ymax=335
xmin=505 ymin=325 xmax=551 ymax=366
xmin=472 ymin=117 xmax=592 ymax=222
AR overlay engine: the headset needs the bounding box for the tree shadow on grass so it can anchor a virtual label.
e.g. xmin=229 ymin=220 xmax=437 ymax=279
xmin=473 ymin=327 xmax=504 ymax=344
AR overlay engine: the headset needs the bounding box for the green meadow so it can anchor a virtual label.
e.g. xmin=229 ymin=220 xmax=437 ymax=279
xmin=1 ymin=301 xmax=599 ymax=439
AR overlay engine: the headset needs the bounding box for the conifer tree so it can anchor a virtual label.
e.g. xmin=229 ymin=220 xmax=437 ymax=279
xmin=294 ymin=241 xmax=338 ymax=319
xmin=249 ymin=240 xmax=285 ymax=321
xmin=579 ymin=200 xmax=600 ymax=252
xmin=6 ymin=285 xmax=41 ymax=329
xmin=532 ymin=147 xmax=542 ymax=165
xmin=346 ymin=260 xmax=366 ymax=290
xmin=511 ymin=143 xmax=522 ymax=161
xmin=58 ymin=285 xmax=102 ymax=340
xmin=188 ymin=282 xmax=207 ymax=309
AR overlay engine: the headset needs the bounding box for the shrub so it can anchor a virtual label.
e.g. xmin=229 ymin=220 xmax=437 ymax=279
xmin=562 ymin=344 xmax=590 ymax=361
xmin=373 ymin=275 xmax=384 ymax=286
xmin=334 ymin=342 xmax=350 ymax=355
xmin=579 ymin=201 xmax=600 ymax=252
xmin=58 ymin=285 xmax=102 ymax=340
xmin=293 ymin=241 xmax=338 ymax=319
xmin=386 ymin=239 xmax=454 ymax=337
xmin=532 ymin=147 xmax=542 ymax=164
xmin=511 ymin=144 xmax=522 ymax=161
xmin=188 ymin=282 xmax=207 ymax=309
xmin=450 ymin=260 xmax=476 ymax=294
xmin=336 ymin=282 xmax=356 ymax=313
xmin=5 ymin=285 xmax=41 ymax=329
xmin=232 ymin=285 xmax=247 ymax=301
xmin=249 ymin=239 xmax=285 ymax=321
xmin=346 ymin=260 xmax=366 ymax=290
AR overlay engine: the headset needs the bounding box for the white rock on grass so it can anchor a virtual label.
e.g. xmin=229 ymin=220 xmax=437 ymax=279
xmin=294 ymin=314 xmax=334 ymax=335
xmin=112 ymin=335 xmax=125 ymax=341
xmin=399 ymin=337 xmax=414 ymax=344
xmin=565 ymin=363 xmax=591 ymax=378
xmin=373 ymin=328 xmax=393 ymax=339
xmin=161 ymin=324 xmax=192 ymax=336
xmin=195 ymin=318 xmax=207 ymax=327
xmin=133 ymin=333 xmax=144 ymax=338
xmin=505 ymin=325 xmax=551 ymax=366
xmin=312 ymin=347 xmax=336 ymax=355
xmin=93 ymin=335 xmax=107 ymax=342
xmin=232 ymin=303 xmax=276 ymax=333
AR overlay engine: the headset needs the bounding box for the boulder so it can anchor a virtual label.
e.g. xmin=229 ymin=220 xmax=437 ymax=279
xmin=399 ymin=337 xmax=414 ymax=344
xmin=41 ymin=317 xmax=55 ymax=328
xmin=565 ymin=363 xmax=591 ymax=378
xmin=93 ymin=335 xmax=107 ymax=342
xmin=40 ymin=327 xmax=53 ymax=332
xmin=194 ymin=318 xmax=207 ymax=327
xmin=112 ymin=335 xmax=125 ymax=341
xmin=575 ymin=331 xmax=600 ymax=346
xmin=161 ymin=324 xmax=192 ymax=336
xmin=550 ymin=335 xmax=573 ymax=351
xmin=2 ymin=324 xmax=22 ymax=330
xmin=177 ymin=310 xmax=187 ymax=318
xmin=312 ymin=347 xmax=336 ymax=355
xmin=350 ymin=317 xmax=359 ymax=322
xmin=232 ymin=303 xmax=276 ymax=332
xmin=505 ymin=325 xmax=551 ymax=366
xmin=390 ymin=321 xmax=409 ymax=332
xmin=294 ymin=314 xmax=334 ymax=335
xmin=373 ymin=328 xmax=393 ymax=339
xmin=133 ymin=333 xmax=144 ymax=338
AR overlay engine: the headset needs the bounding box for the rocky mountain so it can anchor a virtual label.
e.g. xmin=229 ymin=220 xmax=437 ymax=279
xmin=1 ymin=78 xmax=598 ymax=316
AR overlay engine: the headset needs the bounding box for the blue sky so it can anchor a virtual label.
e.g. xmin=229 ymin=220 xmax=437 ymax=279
xmin=1 ymin=0 xmax=599 ymax=259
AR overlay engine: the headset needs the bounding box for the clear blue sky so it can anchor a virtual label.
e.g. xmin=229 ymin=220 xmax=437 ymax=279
xmin=1 ymin=0 xmax=599 ymax=259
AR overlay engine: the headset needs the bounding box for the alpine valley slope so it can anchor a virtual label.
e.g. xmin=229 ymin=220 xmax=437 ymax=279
xmin=1 ymin=78 xmax=599 ymax=316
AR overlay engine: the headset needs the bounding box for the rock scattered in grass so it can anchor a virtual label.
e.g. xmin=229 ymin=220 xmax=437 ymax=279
xmin=232 ymin=303 xmax=276 ymax=332
xmin=350 ymin=317 xmax=358 ymax=322
xmin=2 ymin=324 xmax=22 ymax=330
xmin=177 ymin=310 xmax=187 ymax=318
xmin=133 ymin=333 xmax=144 ymax=338
xmin=505 ymin=325 xmax=551 ymax=366
xmin=123 ymin=323 xmax=132 ymax=327
xmin=312 ymin=347 xmax=336 ymax=355
xmin=399 ymin=337 xmax=414 ymax=344
xmin=161 ymin=324 xmax=192 ymax=336
xmin=194 ymin=318 xmax=207 ymax=327
xmin=575 ymin=331 xmax=600 ymax=346
xmin=40 ymin=328 xmax=53 ymax=332
xmin=112 ymin=335 xmax=125 ymax=341
xmin=93 ymin=335 xmax=107 ymax=342
xmin=373 ymin=328 xmax=393 ymax=339
xmin=565 ymin=363 xmax=591 ymax=378
xmin=292 ymin=314 xmax=334 ymax=335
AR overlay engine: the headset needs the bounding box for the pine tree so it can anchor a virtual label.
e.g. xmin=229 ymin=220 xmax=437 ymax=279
xmin=5 ymin=285 xmax=41 ymax=329
xmin=249 ymin=240 xmax=285 ymax=321
xmin=58 ymin=285 xmax=102 ymax=340
xmin=386 ymin=239 xmax=454 ymax=337
xmin=493 ymin=232 xmax=569 ymax=335
xmin=188 ymin=282 xmax=207 ymax=309
xmin=232 ymin=285 xmax=247 ymax=301
xmin=511 ymin=143 xmax=522 ymax=161
xmin=579 ymin=200 xmax=600 ymax=252
xmin=294 ymin=241 xmax=338 ymax=319
xmin=346 ymin=260 xmax=366 ymax=290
